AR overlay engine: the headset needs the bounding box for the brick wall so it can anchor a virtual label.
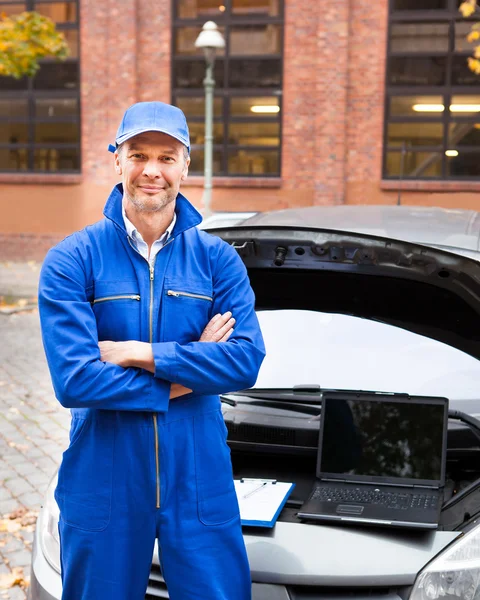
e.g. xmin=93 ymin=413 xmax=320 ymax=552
xmin=79 ymin=0 xmax=171 ymax=185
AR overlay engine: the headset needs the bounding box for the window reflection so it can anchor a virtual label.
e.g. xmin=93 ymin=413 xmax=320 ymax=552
xmin=392 ymin=0 xmax=447 ymax=9
xmin=175 ymin=27 xmax=225 ymax=56
xmin=175 ymin=96 xmax=222 ymax=118
xmin=0 ymin=76 xmax=28 ymax=90
xmin=446 ymin=152 xmax=480 ymax=177
xmin=452 ymin=56 xmax=480 ymax=86
xmin=229 ymin=122 xmax=279 ymax=146
xmin=387 ymin=123 xmax=444 ymax=147
xmin=232 ymin=0 xmax=279 ymax=16
xmin=0 ymin=123 xmax=29 ymax=144
xmin=34 ymin=2 xmax=77 ymax=22
xmin=390 ymin=23 xmax=449 ymax=53
xmin=174 ymin=60 xmax=224 ymax=88
xmin=386 ymin=151 xmax=442 ymax=177
xmin=177 ymin=0 xmax=226 ymax=19
xmin=35 ymin=122 xmax=79 ymax=144
xmin=33 ymin=62 xmax=79 ymax=90
xmin=229 ymin=59 xmax=281 ymax=87
xmin=35 ymin=98 xmax=78 ymax=119
xmin=230 ymin=25 xmax=281 ymax=56
xmin=231 ymin=96 xmax=280 ymax=117
xmin=189 ymin=149 xmax=223 ymax=175
xmin=0 ymin=0 xmax=80 ymax=173
xmin=228 ymin=149 xmax=279 ymax=175
xmin=390 ymin=95 xmax=444 ymax=117
xmin=455 ymin=22 xmax=478 ymax=52
xmin=0 ymin=99 xmax=28 ymax=119
xmin=33 ymin=147 xmax=79 ymax=171
xmin=449 ymin=123 xmax=480 ymax=146
xmin=62 ymin=30 xmax=78 ymax=59
xmin=389 ymin=57 xmax=446 ymax=86
xmin=188 ymin=122 xmax=224 ymax=145
xmin=0 ymin=148 xmax=28 ymax=171
xmin=0 ymin=3 xmax=26 ymax=15
xmin=173 ymin=0 xmax=282 ymax=177
xmin=450 ymin=95 xmax=480 ymax=117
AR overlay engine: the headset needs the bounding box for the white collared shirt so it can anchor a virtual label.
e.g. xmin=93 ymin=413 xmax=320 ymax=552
xmin=122 ymin=202 xmax=177 ymax=267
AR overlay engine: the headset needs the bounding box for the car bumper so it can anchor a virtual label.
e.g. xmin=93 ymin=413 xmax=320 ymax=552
xmin=29 ymin=526 xmax=295 ymax=600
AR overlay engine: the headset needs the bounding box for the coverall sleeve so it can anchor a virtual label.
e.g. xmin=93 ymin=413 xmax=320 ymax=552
xmin=38 ymin=245 xmax=171 ymax=411
xmin=151 ymin=241 xmax=266 ymax=395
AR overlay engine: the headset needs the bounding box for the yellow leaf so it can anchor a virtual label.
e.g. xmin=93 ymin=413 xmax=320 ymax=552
xmin=0 ymin=567 xmax=27 ymax=590
xmin=468 ymin=29 xmax=480 ymax=42
xmin=460 ymin=0 xmax=477 ymax=17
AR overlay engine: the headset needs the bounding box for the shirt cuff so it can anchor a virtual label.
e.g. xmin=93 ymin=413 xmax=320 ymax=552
xmin=152 ymin=341 xmax=178 ymax=382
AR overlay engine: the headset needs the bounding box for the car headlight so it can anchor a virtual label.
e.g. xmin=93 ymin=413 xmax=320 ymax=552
xmin=410 ymin=522 xmax=480 ymax=600
xmin=39 ymin=475 xmax=61 ymax=574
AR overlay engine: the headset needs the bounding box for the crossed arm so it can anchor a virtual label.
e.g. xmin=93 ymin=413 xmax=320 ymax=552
xmin=98 ymin=311 xmax=236 ymax=400
xmin=39 ymin=242 xmax=265 ymax=412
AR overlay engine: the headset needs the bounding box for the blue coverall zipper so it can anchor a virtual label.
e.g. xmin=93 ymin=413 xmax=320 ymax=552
xmin=150 ymin=262 xmax=161 ymax=510
xmin=126 ymin=234 xmax=174 ymax=510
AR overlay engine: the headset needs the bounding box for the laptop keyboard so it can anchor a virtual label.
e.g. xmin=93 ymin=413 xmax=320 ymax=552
xmin=311 ymin=486 xmax=439 ymax=510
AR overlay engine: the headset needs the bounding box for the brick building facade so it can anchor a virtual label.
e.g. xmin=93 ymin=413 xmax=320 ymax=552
xmin=1 ymin=0 xmax=480 ymax=260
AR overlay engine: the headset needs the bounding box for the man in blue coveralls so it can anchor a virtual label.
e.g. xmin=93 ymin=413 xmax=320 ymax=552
xmin=38 ymin=101 xmax=266 ymax=600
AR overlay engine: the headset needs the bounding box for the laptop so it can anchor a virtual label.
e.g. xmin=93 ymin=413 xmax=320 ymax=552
xmin=297 ymin=391 xmax=448 ymax=529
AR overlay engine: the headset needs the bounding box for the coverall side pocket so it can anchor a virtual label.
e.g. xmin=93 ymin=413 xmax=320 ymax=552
xmin=193 ymin=410 xmax=239 ymax=526
xmin=55 ymin=414 xmax=115 ymax=532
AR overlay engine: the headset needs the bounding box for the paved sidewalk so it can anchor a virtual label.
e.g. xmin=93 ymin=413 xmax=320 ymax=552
xmin=0 ymin=262 xmax=41 ymax=301
xmin=0 ymin=263 xmax=69 ymax=599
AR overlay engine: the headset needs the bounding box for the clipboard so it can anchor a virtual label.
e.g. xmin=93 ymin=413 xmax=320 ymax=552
xmin=234 ymin=478 xmax=295 ymax=528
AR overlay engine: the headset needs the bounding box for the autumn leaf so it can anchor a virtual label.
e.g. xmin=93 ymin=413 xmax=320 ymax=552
xmin=460 ymin=0 xmax=477 ymax=17
xmin=0 ymin=567 xmax=27 ymax=590
xmin=468 ymin=56 xmax=480 ymax=73
xmin=0 ymin=11 xmax=69 ymax=79
xmin=468 ymin=29 xmax=480 ymax=42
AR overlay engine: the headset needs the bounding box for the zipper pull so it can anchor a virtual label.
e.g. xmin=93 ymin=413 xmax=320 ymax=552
xmin=167 ymin=290 xmax=179 ymax=297
xmin=150 ymin=264 xmax=154 ymax=281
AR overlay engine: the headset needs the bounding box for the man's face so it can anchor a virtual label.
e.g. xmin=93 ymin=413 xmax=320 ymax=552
xmin=114 ymin=131 xmax=190 ymax=213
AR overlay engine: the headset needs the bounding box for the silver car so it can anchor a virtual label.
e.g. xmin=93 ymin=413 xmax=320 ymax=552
xmin=30 ymin=205 xmax=480 ymax=600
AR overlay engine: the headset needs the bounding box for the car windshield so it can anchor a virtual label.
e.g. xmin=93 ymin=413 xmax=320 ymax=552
xmin=253 ymin=310 xmax=480 ymax=403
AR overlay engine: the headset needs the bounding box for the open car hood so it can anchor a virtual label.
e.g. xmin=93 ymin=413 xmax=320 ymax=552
xmin=244 ymin=522 xmax=459 ymax=586
xmin=208 ymin=226 xmax=480 ymax=362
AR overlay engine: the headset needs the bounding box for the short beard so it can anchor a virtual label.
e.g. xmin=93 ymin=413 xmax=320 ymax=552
xmin=126 ymin=188 xmax=176 ymax=213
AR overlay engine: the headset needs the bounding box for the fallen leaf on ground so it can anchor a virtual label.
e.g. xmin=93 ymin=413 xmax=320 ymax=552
xmin=0 ymin=567 xmax=28 ymax=589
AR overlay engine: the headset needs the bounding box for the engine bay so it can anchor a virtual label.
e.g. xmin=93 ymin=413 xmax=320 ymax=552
xmin=223 ymin=392 xmax=480 ymax=532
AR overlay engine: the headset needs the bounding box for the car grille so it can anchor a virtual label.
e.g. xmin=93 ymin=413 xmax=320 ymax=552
xmin=226 ymin=421 xmax=318 ymax=448
xmin=144 ymin=565 xmax=402 ymax=600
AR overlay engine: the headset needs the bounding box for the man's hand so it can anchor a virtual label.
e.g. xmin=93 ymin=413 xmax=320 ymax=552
xmin=98 ymin=311 xmax=235 ymax=398
xmin=199 ymin=311 xmax=235 ymax=342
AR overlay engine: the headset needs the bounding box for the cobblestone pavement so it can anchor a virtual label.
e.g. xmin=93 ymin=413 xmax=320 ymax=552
xmin=0 ymin=309 xmax=70 ymax=599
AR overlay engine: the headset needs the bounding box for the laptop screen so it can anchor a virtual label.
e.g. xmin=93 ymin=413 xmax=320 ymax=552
xmin=318 ymin=395 xmax=446 ymax=483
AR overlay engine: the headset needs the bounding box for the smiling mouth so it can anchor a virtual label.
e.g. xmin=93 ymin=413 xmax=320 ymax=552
xmin=139 ymin=186 xmax=164 ymax=193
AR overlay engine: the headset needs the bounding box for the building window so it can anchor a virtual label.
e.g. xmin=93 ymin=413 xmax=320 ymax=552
xmin=384 ymin=0 xmax=480 ymax=180
xmin=0 ymin=0 xmax=80 ymax=173
xmin=172 ymin=0 xmax=283 ymax=177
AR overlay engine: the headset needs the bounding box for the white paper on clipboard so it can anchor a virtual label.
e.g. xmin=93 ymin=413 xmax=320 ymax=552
xmin=234 ymin=479 xmax=295 ymax=527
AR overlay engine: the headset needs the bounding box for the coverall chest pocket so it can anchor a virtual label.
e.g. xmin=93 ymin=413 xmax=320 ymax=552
xmin=193 ymin=410 xmax=239 ymax=526
xmin=162 ymin=277 xmax=213 ymax=344
xmin=55 ymin=414 xmax=115 ymax=531
xmin=92 ymin=281 xmax=141 ymax=342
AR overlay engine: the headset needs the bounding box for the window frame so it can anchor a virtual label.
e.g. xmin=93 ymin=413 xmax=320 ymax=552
xmin=0 ymin=0 xmax=81 ymax=174
xmin=171 ymin=0 xmax=284 ymax=178
xmin=384 ymin=0 xmax=480 ymax=180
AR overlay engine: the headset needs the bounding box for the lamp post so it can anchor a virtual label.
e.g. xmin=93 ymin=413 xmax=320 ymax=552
xmin=194 ymin=21 xmax=225 ymax=217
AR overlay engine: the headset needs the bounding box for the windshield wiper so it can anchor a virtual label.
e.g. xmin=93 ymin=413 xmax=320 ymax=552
xmin=230 ymin=385 xmax=322 ymax=404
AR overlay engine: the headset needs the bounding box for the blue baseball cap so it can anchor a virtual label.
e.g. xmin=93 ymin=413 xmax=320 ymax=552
xmin=108 ymin=101 xmax=190 ymax=154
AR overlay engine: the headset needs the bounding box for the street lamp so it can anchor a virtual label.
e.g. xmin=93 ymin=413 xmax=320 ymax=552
xmin=194 ymin=21 xmax=225 ymax=217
